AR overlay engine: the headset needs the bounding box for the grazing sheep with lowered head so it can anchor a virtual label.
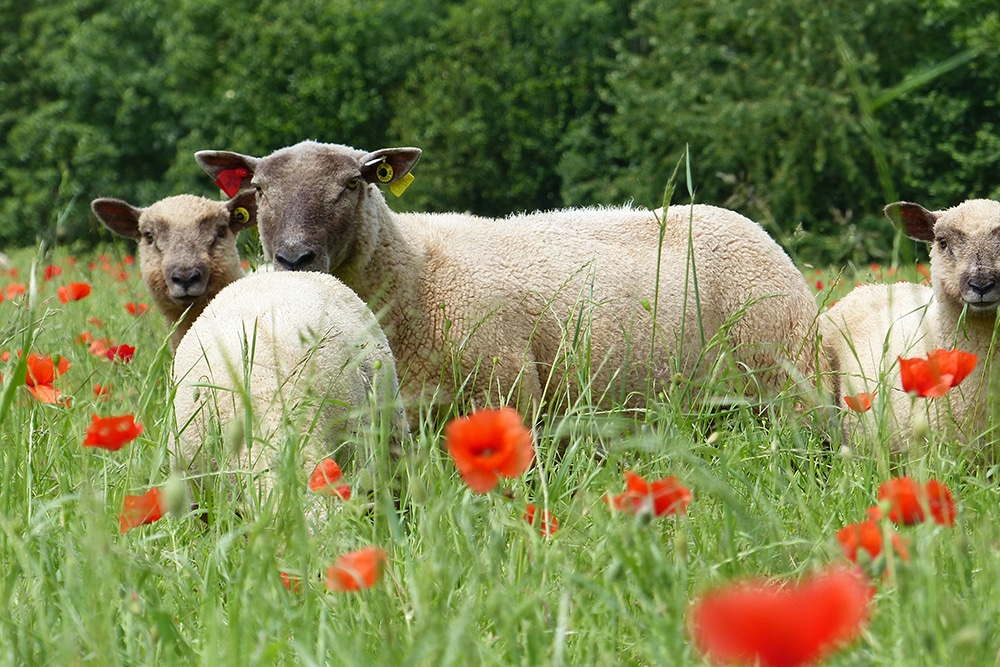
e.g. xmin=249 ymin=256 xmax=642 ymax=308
xmin=172 ymin=270 xmax=408 ymax=512
xmin=195 ymin=140 xmax=820 ymax=416
xmin=821 ymin=199 xmax=1000 ymax=449
xmin=92 ymin=191 xmax=257 ymax=351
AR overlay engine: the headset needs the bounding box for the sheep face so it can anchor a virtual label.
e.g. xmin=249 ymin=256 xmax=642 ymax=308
xmin=890 ymin=199 xmax=1000 ymax=317
xmin=92 ymin=192 xmax=257 ymax=318
xmin=195 ymin=141 xmax=421 ymax=274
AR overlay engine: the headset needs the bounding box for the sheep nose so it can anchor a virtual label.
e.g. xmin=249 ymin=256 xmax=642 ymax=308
xmin=171 ymin=268 xmax=204 ymax=291
xmin=275 ymin=249 xmax=316 ymax=271
xmin=969 ymin=278 xmax=996 ymax=296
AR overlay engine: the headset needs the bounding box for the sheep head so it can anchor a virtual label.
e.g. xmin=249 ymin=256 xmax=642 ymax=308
xmin=195 ymin=141 xmax=421 ymax=274
xmin=92 ymin=192 xmax=257 ymax=317
xmin=887 ymin=199 xmax=1000 ymax=317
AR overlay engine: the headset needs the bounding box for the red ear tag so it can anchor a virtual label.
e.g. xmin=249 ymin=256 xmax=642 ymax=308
xmin=215 ymin=167 xmax=250 ymax=197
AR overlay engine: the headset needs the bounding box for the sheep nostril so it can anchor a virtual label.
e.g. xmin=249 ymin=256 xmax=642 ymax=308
xmin=970 ymin=279 xmax=997 ymax=297
xmin=275 ymin=249 xmax=315 ymax=271
xmin=171 ymin=269 xmax=203 ymax=291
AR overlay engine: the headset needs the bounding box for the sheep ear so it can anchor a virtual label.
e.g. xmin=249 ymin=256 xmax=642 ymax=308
xmin=226 ymin=190 xmax=258 ymax=231
xmin=91 ymin=198 xmax=143 ymax=240
xmin=359 ymin=148 xmax=422 ymax=188
xmin=885 ymin=201 xmax=937 ymax=242
xmin=195 ymin=150 xmax=259 ymax=197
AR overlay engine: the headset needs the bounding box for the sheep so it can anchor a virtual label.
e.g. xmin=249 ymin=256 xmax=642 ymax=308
xmin=820 ymin=198 xmax=1000 ymax=448
xmin=91 ymin=191 xmax=257 ymax=351
xmin=172 ymin=270 xmax=408 ymax=514
xmin=194 ymin=140 xmax=821 ymax=417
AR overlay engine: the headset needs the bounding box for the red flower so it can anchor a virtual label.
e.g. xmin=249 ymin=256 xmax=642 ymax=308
xmin=24 ymin=353 xmax=71 ymax=404
xmin=308 ymin=458 xmax=351 ymax=499
xmin=119 ymin=488 xmax=165 ymax=533
xmin=843 ymin=392 xmax=874 ymax=412
xmin=325 ymin=546 xmax=387 ymax=592
xmin=87 ymin=316 xmax=104 ymax=329
xmin=898 ymin=348 xmax=977 ymax=398
xmin=94 ymin=384 xmax=111 ymax=399
xmin=57 ymin=282 xmax=92 ymax=303
xmin=4 ymin=283 xmax=26 ymax=300
xmin=83 ymin=414 xmax=144 ymax=451
xmin=445 ymin=407 xmax=534 ymax=493
xmin=524 ymin=503 xmax=559 ymax=537
xmin=124 ymin=301 xmax=149 ymax=316
xmin=88 ymin=338 xmax=112 ymax=358
xmin=690 ymin=566 xmax=871 ymax=667
xmin=43 ymin=264 xmax=62 ymax=281
xmin=878 ymin=477 xmax=956 ymax=526
xmin=105 ymin=344 xmax=136 ymax=363
xmin=606 ymin=471 xmax=692 ymax=517
xmin=280 ymin=571 xmax=303 ymax=593
xmin=836 ymin=518 xmax=909 ymax=565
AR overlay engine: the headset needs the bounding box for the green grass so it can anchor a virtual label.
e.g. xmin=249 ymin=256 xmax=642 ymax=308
xmin=0 ymin=246 xmax=995 ymax=666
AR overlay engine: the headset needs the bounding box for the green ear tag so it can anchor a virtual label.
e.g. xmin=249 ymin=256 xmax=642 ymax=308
xmin=376 ymin=161 xmax=394 ymax=183
xmin=389 ymin=172 xmax=415 ymax=197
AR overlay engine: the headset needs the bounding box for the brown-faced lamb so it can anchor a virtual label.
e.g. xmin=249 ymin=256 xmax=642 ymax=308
xmin=172 ymin=270 xmax=408 ymax=514
xmin=195 ymin=140 xmax=821 ymax=416
xmin=821 ymin=199 xmax=1000 ymax=449
xmin=91 ymin=192 xmax=256 ymax=351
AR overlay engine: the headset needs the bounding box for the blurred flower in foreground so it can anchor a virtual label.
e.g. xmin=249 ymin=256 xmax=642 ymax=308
xmin=119 ymin=488 xmax=165 ymax=533
xmin=689 ymin=566 xmax=871 ymax=667
xmin=524 ymin=503 xmax=559 ymax=537
xmin=83 ymin=414 xmax=144 ymax=451
xmin=57 ymin=282 xmax=91 ymax=303
xmin=843 ymin=391 xmax=874 ymax=412
xmin=898 ymin=348 xmax=976 ymax=398
xmin=280 ymin=571 xmax=302 ymax=593
xmin=878 ymin=477 xmax=956 ymax=526
xmin=606 ymin=471 xmax=691 ymax=517
xmin=445 ymin=407 xmax=534 ymax=493
xmin=325 ymin=546 xmax=387 ymax=592
xmin=308 ymin=458 xmax=351 ymax=500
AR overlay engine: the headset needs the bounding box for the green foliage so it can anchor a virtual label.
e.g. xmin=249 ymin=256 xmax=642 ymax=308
xmin=0 ymin=0 xmax=998 ymax=265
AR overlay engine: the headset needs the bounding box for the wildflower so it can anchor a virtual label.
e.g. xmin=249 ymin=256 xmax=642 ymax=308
xmin=280 ymin=571 xmax=303 ymax=592
xmin=57 ymin=282 xmax=92 ymax=303
xmin=94 ymin=384 xmax=111 ymax=399
xmin=4 ymin=283 xmax=26 ymax=300
xmin=24 ymin=353 xmax=71 ymax=404
xmin=445 ymin=407 xmax=534 ymax=493
xmin=308 ymin=458 xmax=351 ymax=499
xmin=843 ymin=392 xmax=874 ymax=412
xmin=606 ymin=471 xmax=692 ymax=517
xmin=83 ymin=413 xmax=144 ymax=451
xmin=815 ymin=280 xmax=824 ymax=291
xmin=43 ymin=264 xmax=62 ymax=281
xmin=878 ymin=477 xmax=956 ymax=526
xmin=524 ymin=503 xmax=559 ymax=537
xmin=124 ymin=301 xmax=149 ymax=316
xmin=89 ymin=338 xmax=112 ymax=358
xmin=325 ymin=546 xmax=387 ymax=592
xmin=836 ymin=518 xmax=909 ymax=565
xmin=898 ymin=348 xmax=977 ymax=398
xmin=689 ymin=566 xmax=871 ymax=667
xmin=119 ymin=488 xmax=165 ymax=533
xmin=106 ymin=344 xmax=136 ymax=363
xmin=87 ymin=316 xmax=104 ymax=329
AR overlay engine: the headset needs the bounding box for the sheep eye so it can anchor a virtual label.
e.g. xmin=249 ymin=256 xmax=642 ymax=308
xmin=937 ymin=237 xmax=948 ymax=251
xmin=217 ymin=225 xmax=229 ymax=239
xmin=346 ymin=177 xmax=360 ymax=190
xmin=142 ymin=232 xmax=154 ymax=244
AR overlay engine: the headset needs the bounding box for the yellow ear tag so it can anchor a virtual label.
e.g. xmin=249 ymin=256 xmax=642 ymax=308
xmin=376 ymin=161 xmax=394 ymax=183
xmin=389 ymin=172 xmax=415 ymax=198
xmin=233 ymin=207 xmax=251 ymax=224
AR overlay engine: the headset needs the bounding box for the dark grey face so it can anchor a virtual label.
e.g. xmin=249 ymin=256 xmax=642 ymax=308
xmin=934 ymin=224 xmax=1000 ymax=314
xmin=252 ymin=144 xmax=367 ymax=274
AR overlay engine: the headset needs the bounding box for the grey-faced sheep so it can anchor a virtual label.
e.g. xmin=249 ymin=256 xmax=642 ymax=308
xmin=821 ymin=199 xmax=1000 ymax=449
xmin=195 ymin=140 xmax=821 ymax=416
xmin=172 ymin=270 xmax=407 ymax=514
xmin=91 ymin=192 xmax=257 ymax=351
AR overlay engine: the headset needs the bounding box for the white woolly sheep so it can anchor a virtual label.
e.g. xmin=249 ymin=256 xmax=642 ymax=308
xmin=91 ymin=192 xmax=257 ymax=351
xmin=172 ymin=270 xmax=408 ymax=511
xmin=195 ymin=140 xmax=821 ymax=415
xmin=821 ymin=198 xmax=1000 ymax=448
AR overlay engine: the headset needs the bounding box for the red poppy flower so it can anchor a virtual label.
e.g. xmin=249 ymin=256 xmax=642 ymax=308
xmin=94 ymin=384 xmax=111 ymax=399
xmin=4 ymin=283 xmax=26 ymax=300
xmin=898 ymin=348 xmax=977 ymax=398
xmin=280 ymin=571 xmax=303 ymax=592
xmin=25 ymin=353 xmax=70 ymax=387
xmin=878 ymin=477 xmax=956 ymax=526
xmin=308 ymin=458 xmax=351 ymax=499
xmin=88 ymin=338 xmax=112 ymax=358
xmin=445 ymin=407 xmax=534 ymax=493
xmin=57 ymin=282 xmax=92 ymax=303
xmin=836 ymin=519 xmax=909 ymax=565
xmin=843 ymin=392 xmax=874 ymax=412
xmin=690 ymin=566 xmax=871 ymax=667
xmin=524 ymin=503 xmax=559 ymax=537
xmin=105 ymin=344 xmax=136 ymax=363
xmin=325 ymin=546 xmax=387 ymax=592
xmin=83 ymin=413 xmax=144 ymax=451
xmin=43 ymin=264 xmax=62 ymax=281
xmin=606 ymin=471 xmax=692 ymax=517
xmin=119 ymin=488 xmax=165 ymax=533
xmin=124 ymin=301 xmax=149 ymax=316
xmin=87 ymin=316 xmax=104 ymax=329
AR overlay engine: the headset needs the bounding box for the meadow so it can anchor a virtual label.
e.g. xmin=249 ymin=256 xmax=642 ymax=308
xmin=0 ymin=241 xmax=996 ymax=667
